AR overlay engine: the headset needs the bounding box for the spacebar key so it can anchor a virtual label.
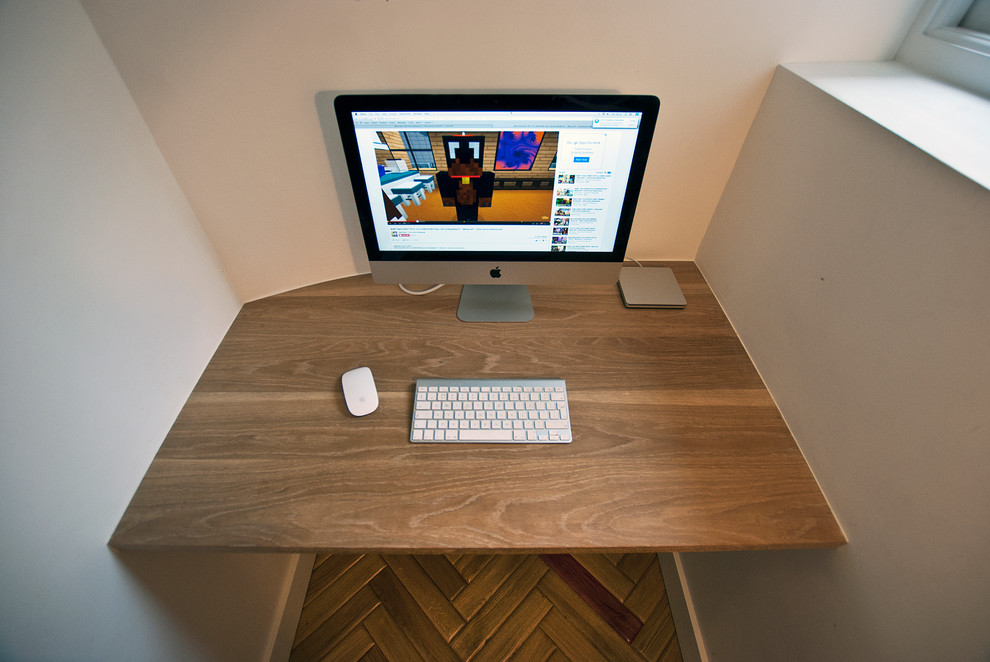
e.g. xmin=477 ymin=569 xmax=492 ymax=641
xmin=457 ymin=429 xmax=514 ymax=441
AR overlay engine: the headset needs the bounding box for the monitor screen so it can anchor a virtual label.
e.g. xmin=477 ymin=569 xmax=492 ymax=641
xmin=329 ymin=94 xmax=659 ymax=321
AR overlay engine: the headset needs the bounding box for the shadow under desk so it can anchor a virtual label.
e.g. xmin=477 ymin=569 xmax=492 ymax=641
xmin=110 ymin=262 xmax=845 ymax=553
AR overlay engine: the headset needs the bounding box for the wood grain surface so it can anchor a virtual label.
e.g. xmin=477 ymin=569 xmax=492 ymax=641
xmin=289 ymin=553 xmax=680 ymax=661
xmin=110 ymin=263 xmax=845 ymax=552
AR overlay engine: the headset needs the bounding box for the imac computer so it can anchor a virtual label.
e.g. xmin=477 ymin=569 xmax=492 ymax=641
xmin=331 ymin=94 xmax=659 ymax=322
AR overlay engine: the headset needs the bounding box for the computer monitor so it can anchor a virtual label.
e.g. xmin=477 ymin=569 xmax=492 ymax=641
xmin=330 ymin=93 xmax=659 ymax=321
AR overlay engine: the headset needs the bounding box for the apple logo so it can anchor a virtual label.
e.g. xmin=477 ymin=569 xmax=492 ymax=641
xmin=490 ymin=266 xmax=502 ymax=279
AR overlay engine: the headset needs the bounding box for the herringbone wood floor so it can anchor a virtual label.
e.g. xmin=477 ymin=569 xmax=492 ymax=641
xmin=290 ymin=553 xmax=681 ymax=661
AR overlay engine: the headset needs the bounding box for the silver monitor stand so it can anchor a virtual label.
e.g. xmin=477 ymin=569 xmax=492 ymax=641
xmin=457 ymin=285 xmax=535 ymax=322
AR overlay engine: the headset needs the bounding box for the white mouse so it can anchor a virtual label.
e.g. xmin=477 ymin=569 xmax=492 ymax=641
xmin=341 ymin=367 xmax=379 ymax=416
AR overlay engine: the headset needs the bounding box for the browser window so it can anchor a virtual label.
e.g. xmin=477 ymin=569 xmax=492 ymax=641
xmin=350 ymin=109 xmax=644 ymax=253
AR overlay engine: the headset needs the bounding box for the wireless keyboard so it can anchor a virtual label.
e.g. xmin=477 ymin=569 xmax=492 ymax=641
xmin=411 ymin=379 xmax=572 ymax=443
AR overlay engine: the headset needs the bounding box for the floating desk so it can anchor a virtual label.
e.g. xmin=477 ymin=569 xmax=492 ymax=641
xmin=110 ymin=263 xmax=845 ymax=553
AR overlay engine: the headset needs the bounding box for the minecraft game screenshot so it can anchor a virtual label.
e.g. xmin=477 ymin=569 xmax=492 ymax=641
xmin=347 ymin=106 xmax=643 ymax=254
xmin=375 ymin=130 xmax=559 ymax=226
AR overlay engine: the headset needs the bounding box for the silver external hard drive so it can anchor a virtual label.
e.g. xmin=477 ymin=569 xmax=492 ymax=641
xmin=618 ymin=267 xmax=686 ymax=309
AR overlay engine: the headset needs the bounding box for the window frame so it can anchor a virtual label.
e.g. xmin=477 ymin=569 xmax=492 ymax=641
xmin=398 ymin=131 xmax=436 ymax=170
xmin=897 ymin=0 xmax=990 ymax=98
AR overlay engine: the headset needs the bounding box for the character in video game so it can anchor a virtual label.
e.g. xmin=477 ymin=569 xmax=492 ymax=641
xmin=435 ymin=135 xmax=495 ymax=222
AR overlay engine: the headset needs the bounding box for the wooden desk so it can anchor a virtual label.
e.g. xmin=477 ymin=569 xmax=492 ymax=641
xmin=110 ymin=263 xmax=845 ymax=553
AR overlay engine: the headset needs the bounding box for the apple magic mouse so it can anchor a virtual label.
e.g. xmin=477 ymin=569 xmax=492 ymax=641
xmin=341 ymin=367 xmax=379 ymax=417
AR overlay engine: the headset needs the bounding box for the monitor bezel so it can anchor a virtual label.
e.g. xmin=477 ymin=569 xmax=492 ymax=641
xmin=333 ymin=93 xmax=660 ymax=268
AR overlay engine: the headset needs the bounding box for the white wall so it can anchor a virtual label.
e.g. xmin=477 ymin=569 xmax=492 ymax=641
xmin=0 ymin=3 xmax=296 ymax=660
xmin=79 ymin=0 xmax=926 ymax=301
xmin=692 ymin=65 xmax=990 ymax=661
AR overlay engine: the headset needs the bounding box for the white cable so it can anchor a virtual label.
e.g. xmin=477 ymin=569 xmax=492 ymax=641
xmin=398 ymin=283 xmax=445 ymax=295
